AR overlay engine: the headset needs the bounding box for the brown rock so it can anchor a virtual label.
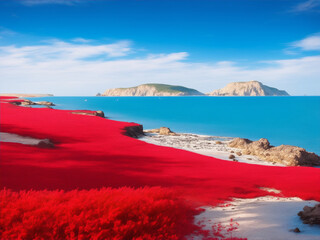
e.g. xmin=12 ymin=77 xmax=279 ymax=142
xmin=37 ymin=139 xmax=54 ymax=148
xmin=20 ymin=99 xmax=35 ymax=106
xmin=35 ymin=101 xmax=55 ymax=106
xmin=230 ymin=150 xmax=234 ymax=153
xmin=124 ymin=125 xmax=144 ymax=138
xmin=236 ymin=151 xmax=242 ymax=156
xmin=292 ymin=228 xmax=301 ymax=233
xmin=228 ymin=137 xmax=320 ymax=166
xmin=215 ymin=141 xmax=222 ymax=145
xmin=71 ymin=110 xmax=105 ymax=118
xmin=229 ymin=154 xmax=235 ymax=159
xmin=159 ymin=127 xmax=176 ymax=135
xmin=298 ymin=204 xmax=320 ymax=225
xmin=95 ymin=110 xmax=105 ymax=118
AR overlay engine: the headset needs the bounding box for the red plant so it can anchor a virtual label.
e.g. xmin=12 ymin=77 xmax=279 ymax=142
xmin=0 ymin=187 xmax=202 ymax=240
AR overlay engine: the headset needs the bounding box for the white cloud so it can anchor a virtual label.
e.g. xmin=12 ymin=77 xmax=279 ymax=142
xmin=291 ymin=34 xmax=320 ymax=51
xmin=20 ymin=0 xmax=84 ymax=6
xmin=0 ymin=39 xmax=320 ymax=96
xmin=290 ymin=0 xmax=320 ymax=12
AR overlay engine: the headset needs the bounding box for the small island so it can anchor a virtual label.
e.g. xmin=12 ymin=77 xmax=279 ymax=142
xmin=100 ymin=83 xmax=204 ymax=96
xmin=208 ymin=81 xmax=289 ymax=96
xmin=99 ymin=81 xmax=289 ymax=97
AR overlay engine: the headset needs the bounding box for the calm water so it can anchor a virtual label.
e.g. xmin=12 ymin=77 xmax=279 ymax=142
xmin=30 ymin=96 xmax=320 ymax=154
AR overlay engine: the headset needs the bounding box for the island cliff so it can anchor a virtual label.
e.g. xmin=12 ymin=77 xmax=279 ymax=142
xmin=101 ymin=83 xmax=204 ymax=96
xmin=208 ymin=81 xmax=289 ymax=96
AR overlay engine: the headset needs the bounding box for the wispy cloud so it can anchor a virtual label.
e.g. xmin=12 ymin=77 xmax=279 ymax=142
xmin=0 ymin=38 xmax=320 ymax=96
xmin=288 ymin=33 xmax=320 ymax=52
xmin=20 ymin=0 xmax=85 ymax=6
xmin=290 ymin=0 xmax=320 ymax=13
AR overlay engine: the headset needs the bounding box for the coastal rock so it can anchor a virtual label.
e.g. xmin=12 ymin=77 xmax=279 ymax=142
xmin=95 ymin=110 xmax=105 ymax=118
xmin=71 ymin=110 xmax=105 ymax=118
xmin=124 ymin=125 xmax=144 ymax=138
xmin=159 ymin=127 xmax=176 ymax=136
xmin=102 ymin=83 xmax=204 ymax=96
xmin=298 ymin=204 xmax=320 ymax=225
xmin=236 ymin=151 xmax=242 ymax=156
xmin=145 ymin=127 xmax=177 ymax=136
xmin=229 ymin=154 xmax=235 ymax=159
xmin=228 ymin=137 xmax=320 ymax=166
xmin=208 ymin=81 xmax=289 ymax=96
xmin=37 ymin=139 xmax=54 ymax=148
xmin=35 ymin=101 xmax=55 ymax=106
xmin=20 ymin=99 xmax=36 ymax=106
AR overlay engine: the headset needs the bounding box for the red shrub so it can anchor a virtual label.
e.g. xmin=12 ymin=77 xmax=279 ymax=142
xmin=0 ymin=187 xmax=202 ymax=240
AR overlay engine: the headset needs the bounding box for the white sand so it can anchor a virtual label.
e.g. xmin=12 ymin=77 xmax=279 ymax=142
xmin=192 ymin=196 xmax=320 ymax=240
xmin=141 ymin=132 xmax=284 ymax=166
xmin=0 ymin=132 xmax=42 ymax=145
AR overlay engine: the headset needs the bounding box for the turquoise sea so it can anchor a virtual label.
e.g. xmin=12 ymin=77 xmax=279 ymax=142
xmin=30 ymin=96 xmax=320 ymax=155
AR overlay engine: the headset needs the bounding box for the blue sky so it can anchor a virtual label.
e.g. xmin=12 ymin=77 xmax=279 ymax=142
xmin=0 ymin=0 xmax=320 ymax=95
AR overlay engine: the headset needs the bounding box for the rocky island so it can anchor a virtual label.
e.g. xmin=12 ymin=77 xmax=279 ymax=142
xmin=208 ymin=81 xmax=289 ymax=96
xmin=100 ymin=83 xmax=204 ymax=96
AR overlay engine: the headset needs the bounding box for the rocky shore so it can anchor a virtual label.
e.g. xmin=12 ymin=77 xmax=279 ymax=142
xmin=142 ymin=127 xmax=320 ymax=167
xmin=229 ymin=137 xmax=320 ymax=166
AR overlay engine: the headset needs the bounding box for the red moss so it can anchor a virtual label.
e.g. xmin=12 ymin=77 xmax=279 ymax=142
xmin=0 ymin=187 xmax=203 ymax=239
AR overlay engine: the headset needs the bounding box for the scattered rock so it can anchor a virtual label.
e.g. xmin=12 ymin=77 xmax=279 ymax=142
xmin=236 ymin=151 xmax=242 ymax=156
xmin=298 ymin=204 xmax=320 ymax=225
xmin=229 ymin=154 xmax=235 ymax=159
xmin=20 ymin=99 xmax=36 ymax=106
xmin=215 ymin=141 xmax=222 ymax=145
xmin=35 ymin=101 xmax=55 ymax=106
xmin=124 ymin=125 xmax=144 ymax=138
xmin=145 ymin=127 xmax=177 ymax=136
xmin=159 ymin=127 xmax=176 ymax=136
xmin=37 ymin=139 xmax=54 ymax=148
xmin=293 ymin=228 xmax=300 ymax=233
xmin=71 ymin=110 xmax=105 ymax=118
xmin=230 ymin=150 xmax=234 ymax=153
xmin=233 ymin=159 xmax=238 ymax=162
xmin=228 ymin=137 xmax=320 ymax=166
xmin=290 ymin=227 xmax=301 ymax=233
xmin=95 ymin=110 xmax=105 ymax=118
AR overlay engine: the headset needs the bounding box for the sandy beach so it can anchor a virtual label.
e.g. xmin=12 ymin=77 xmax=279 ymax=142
xmin=141 ymin=132 xmax=285 ymax=166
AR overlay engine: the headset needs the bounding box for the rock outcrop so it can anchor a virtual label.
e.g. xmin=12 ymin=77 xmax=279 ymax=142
xmin=11 ymin=99 xmax=55 ymax=107
xmin=37 ymin=139 xmax=55 ymax=148
xmin=228 ymin=138 xmax=320 ymax=166
xmin=298 ymin=204 xmax=320 ymax=225
xmin=34 ymin=101 xmax=55 ymax=106
xmin=208 ymin=81 xmax=289 ymax=96
xmin=124 ymin=125 xmax=144 ymax=138
xmin=145 ymin=127 xmax=177 ymax=136
xmin=102 ymin=83 xmax=204 ymax=96
xmin=71 ymin=110 xmax=105 ymax=118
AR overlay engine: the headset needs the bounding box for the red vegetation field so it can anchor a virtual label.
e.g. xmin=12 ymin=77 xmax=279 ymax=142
xmin=0 ymin=187 xmax=203 ymax=240
xmin=1 ymin=96 xmax=320 ymax=239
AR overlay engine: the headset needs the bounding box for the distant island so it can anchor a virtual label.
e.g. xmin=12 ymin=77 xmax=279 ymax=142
xmin=208 ymin=81 xmax=289 ymax=96
xmin=99 ymin=81 xmax=289 ymax=96
xmin=100 ymin=83 xmax=204 ymax=96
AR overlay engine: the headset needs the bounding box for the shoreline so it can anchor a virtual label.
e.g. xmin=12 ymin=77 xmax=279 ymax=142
xmin=141 ymin=131 xmax=285 ymax=166
xmin=1 ymin=96 xmax=320 ymax=239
